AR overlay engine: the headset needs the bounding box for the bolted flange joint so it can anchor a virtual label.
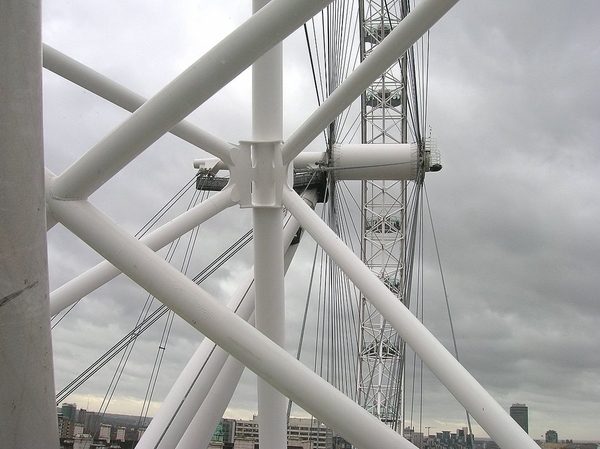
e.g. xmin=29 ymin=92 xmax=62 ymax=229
xmin=228 ymin=140 xmax=291 ymax=208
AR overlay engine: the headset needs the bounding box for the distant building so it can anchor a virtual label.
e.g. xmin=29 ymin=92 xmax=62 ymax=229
xmin=403 ymin=427 xmax=424 ymax=447
xmin=221 ymin=418 xmax=237 ymax=444
xmin=74 ymin=422 xmax=85 ymax=436
xmin=233 ymin=439 xmax=310 ymax=449
xmin=423 ymin=428 xmax=474 ymax=449
xmin=331 ymin=435 xmax=352 ymax=449
xmin=99 ymin=423 xmax=112 ymax=442
xmin=116 ymin=426 xmax=127 ymax=442
xmin=62 ymin=403 xmax=78 ymax=421
xmin=58 ymin=413 xmax=75 ymax=438
xmin=233 ymin=415 xmax=331 ymax=449
xmin=545 ymin=429 xmax=558 ymax=443
xmin=85 ymin=411 xmax=101 ymax=434
xmin=233 ymin=437 xmax=255 ymax=449
xmin=509 ymin=403 xmax=528 ymax=434
xmin=213 ymin=419 xmax=226 ymax=442
xmin=73 ymin=433 xmax=93 ymax=449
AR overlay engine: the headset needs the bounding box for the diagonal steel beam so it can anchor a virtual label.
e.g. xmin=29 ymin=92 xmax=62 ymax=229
xmin=50 ymin=0 xmax=334 ymax=201
xmin=43 ymin=44 xmax=235 ymax=165
xmin=49 ymin=186 xmax=235 ymax=315
xmin=281 ymin=0 xmax=460 ymax=165
xmin=139 ymin=191 xmax=316 ymax=448
xmin=282 ymin=186 xmax=538 ymax=449
xmin=45 ymin=170 xmax=419 ymax=449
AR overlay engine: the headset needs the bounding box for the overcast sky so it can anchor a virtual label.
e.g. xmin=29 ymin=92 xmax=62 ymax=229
xmin=42 ymin=0 xmax=600 ymax=442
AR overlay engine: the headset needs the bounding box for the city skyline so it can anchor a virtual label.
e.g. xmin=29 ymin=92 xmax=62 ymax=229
xmin=56 ymin=402 xmax=599 ymax=445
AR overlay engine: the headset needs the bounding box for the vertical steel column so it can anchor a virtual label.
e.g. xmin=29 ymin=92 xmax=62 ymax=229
xmin=0 ymin=1 xmax=59 ymax=447
xmin=252 ymin=1 xmax=287 ymax=449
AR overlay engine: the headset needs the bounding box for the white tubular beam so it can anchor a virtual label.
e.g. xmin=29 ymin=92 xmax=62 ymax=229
xmin=281 ymin=0 xmax=459 ymax=165
xmin=252 ymin=0 xmax=287 ymax=445
xmin=50 ymin=0 xmax=334 ymax=201
xmin=49 ymin=187 xmax=235 ymax=315
xmin=43 ymin=44 xmax=235 ymax=166
xmin=45 ymin=181 xmax=418 ymax=449
xmin=282 ymin=187 xmax=538 ymax=449
xmin=177 ymin=352 xmax=245 ymax=449
xmin=139 ymin=195 xmax=312 ymax=449
xmin=140 ymin=343 xmax=230 ymax=449
xmin=0 ymin=1 xmax=59 ymax=447
xmin=180 ymin=216 xmax=306 ymax=449
xmin=293 ymin=151 xmax=327 ymax=170
xmin=139 ymin=291 xmax=255 ymax=449
xmin=332 ymin=143 xmax=419 ymax=180
xmin=253 ymin=208 xmax=288 ymax=449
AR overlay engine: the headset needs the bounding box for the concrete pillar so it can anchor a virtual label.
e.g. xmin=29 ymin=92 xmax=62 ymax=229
xmin=0 ymin=0 xmax=60 ymax=447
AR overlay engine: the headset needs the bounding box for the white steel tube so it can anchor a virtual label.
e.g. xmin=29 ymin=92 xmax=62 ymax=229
xmin=332 ymin=143 xmax=419 ymax=180
xmin=49 ymin=187 xmax=235 ymax=315
xmin=0 ymin=1 xmax=59 ymax=447
xmin=281 ymin=0 xmax=460 ymax=165
xmin=139 ymin=343 xmax=230 ymax=449
xmin=252 ymin=0 xmax=287 ymax=446
xmin=45 ymin=180 xmax=418 ymax=449
xmin=50 ymin=0 xmax=333 ymax=201
xmin=138 ymin=277 xmax=256 ymax=449
xmin=282 ymin=187 xmax=538 ymax=448
xmin=293 ymin=151 xmax=327 ymax=170
xmin=253 ymin=209 xmax=288 ymax=449
xmin=177 ymin=230 xmax=305 ymax=449
xmin=139 ymin=196 xmax=312 ymax=449
xmin=43 ymin=44 xmax=235 ymax=166
xmin=177 ymin=351 xmax=245 ymax=449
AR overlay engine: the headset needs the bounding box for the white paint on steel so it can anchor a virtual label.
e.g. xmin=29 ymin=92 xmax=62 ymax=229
xmin=281 ymin=0 xmax=460 ymax=165
xmin=251 ymin=4 xmax=288 ymax=442
xmin=36 ymin=0 xmax=539 ymax=446
xmin=282 ymin=186 xmax=538 ymax=449
xmin=43 ymin=44 xmax=236 ymax=168
xmin=45 ymin=173 xmax=419 ymax=449
xmin=176 ymin=235 xmax=306 ymax=449
xmin=177 ymin=354 xmax=246 ymax=449
xmin=139 ymin=192 xmax=316 ymax=448
xmin=50 ymin=0 xmax=334 ymax=201
xmin=332 ymin=143 xmax=419 ymax=180
xmin=49 ymin=187 xmax=235 ymax=315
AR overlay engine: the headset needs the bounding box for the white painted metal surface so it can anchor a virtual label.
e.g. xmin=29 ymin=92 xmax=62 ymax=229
xmin=50 ymin=187 xmax=235 ymax=315
xmin=332 ymin=143 xmax=419 ymax=180
xmin=281 ymin=0 xmax=460 ymax=165
xmin=50 ymin=0 xmax=334 ymax=201
xmin=282 ymin=187 xmax=538 ymax=448
xmin=45 ymin=173 xmax=421 ymax=449
xmin=357 ymin=0 xmax=411 ymax=431
xmin=139 ymin=197 xmax=312 ymax=448
xmin=251 ymin=0 xmax=287 ymax=444
xmin=43 ymin=44 xmax=236 ymax=167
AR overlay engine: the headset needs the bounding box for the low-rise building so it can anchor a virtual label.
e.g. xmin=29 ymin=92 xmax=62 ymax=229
xmin=233 ymin=415 xmax=331 ymax=449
